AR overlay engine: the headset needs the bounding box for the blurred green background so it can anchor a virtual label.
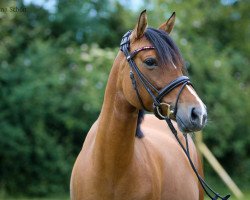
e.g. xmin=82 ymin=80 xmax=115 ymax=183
xmin=0 ymin=0 xmax=249 ymax=199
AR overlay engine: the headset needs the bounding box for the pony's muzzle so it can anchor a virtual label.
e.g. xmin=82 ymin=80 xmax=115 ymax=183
xmin=176 ymin=104 xmax=207 ymax=133
xmin=189 ymin=106 xmax=207 ymax=129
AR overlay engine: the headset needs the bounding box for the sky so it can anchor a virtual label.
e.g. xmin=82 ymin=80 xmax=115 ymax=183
xmin=22 ymin=0 xmax=144 ymax=13
xmin=23 ymin=0 xmax=57 ymax=13
xmin=22 ymin=0 xmax=237 ymax=13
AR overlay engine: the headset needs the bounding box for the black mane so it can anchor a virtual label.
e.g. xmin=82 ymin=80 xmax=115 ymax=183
xmin=145 ymin=27 xmax=184 ymax=68
xmin=136 ymin=110 xmax=145 ymax=138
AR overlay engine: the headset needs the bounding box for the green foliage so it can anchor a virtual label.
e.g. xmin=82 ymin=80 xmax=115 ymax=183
xmin=0 ymin=39 xmax=115 ymax=196
xmin=0 ymin=3 xmax=116 ymax=196
xmin=50 ymin=0 xmax=135 ymax=47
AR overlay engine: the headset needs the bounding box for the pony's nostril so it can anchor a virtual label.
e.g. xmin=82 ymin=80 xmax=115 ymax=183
xmin=191 ymin=107 xmax=199 ymax=123
xmin=190 ymin=107 xmax=207 ymax=127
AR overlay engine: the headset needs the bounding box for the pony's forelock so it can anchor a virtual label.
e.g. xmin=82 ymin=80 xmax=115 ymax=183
xmin=145 ymin=28 xmax=184 ymax=69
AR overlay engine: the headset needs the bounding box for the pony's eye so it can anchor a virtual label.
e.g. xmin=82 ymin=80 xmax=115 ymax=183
xmin=144 ymin=58 xmax=157 ymax=68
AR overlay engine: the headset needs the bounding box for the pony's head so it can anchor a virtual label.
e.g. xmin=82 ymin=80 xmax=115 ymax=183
xmin=120 ymin=10 xmax=207 ymax=133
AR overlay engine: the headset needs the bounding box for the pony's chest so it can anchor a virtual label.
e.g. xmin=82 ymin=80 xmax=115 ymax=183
xmin=131 ymin=141 xmax=200 ymax=200
xmin=116 ymin=164 xmax=161 ymax=199
xmin=114 ymin=163 xmax=199 ymax=200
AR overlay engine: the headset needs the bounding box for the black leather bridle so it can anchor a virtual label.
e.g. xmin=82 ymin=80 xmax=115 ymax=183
xmin=120 ymin=30 xmax=191 ymax=120
xmin=120 ymin=30 xmax=230 ymax=200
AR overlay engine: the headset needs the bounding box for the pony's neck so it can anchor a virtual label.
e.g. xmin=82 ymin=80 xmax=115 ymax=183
xmin=94 ymin=54 xmax=138 ymax=174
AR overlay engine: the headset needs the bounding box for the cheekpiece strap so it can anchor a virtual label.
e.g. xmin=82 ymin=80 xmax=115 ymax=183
xmin=120 ymin=30 xmax=132 ymax=52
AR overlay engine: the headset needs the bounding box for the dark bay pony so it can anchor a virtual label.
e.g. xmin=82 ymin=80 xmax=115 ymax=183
xmin=71 ymin=10 xmax=207 ymax=200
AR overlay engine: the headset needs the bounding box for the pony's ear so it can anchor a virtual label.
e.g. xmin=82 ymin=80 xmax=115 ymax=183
xmin=131 ymin=10 xmax=148 ymax=41
xmin=158 ymin=12 xmax=176 ymax=34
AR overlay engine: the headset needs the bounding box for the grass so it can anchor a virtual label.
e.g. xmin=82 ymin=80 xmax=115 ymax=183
xmin=0 ymin=191 xmax=69 ymax=200
xmin=0 ymin=196 xmax=69 ymax=200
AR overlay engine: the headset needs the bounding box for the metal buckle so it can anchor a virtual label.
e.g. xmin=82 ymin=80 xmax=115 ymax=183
xmin=153 ymin=102 xmax=175 ymax=120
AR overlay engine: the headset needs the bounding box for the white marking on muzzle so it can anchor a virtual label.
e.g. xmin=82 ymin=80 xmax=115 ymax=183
xmin=186 ymin=85 xmax=206 ymax=126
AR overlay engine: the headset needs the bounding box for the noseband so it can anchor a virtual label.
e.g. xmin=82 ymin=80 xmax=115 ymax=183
xmin=120 ymin=30 xmax=230 ymax=200
xmin=120 ymin=30 xmax=191 ymax=120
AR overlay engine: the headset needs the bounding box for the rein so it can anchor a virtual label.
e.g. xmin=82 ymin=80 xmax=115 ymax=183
xmin=120 ymin=30 xmax=230 ymax=200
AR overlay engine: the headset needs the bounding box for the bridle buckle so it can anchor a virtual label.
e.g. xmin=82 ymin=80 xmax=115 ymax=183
xmin=153 ymin=102 xmax=175 ymax=120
